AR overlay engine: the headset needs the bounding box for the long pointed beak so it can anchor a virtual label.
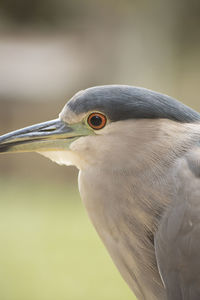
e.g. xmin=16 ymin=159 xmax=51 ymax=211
xmin=0 ymin=119 xmax=83 ymax=153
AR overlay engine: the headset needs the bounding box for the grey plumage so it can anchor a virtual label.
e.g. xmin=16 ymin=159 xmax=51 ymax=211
xmin=1 ymin=85 xmax=200 ymax=300
xmin=155 ymin=148 xmax=200 ymax=300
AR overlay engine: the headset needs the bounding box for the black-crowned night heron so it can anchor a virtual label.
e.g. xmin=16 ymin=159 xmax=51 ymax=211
xmin=0 ymin=85 xmax=200 ymax=300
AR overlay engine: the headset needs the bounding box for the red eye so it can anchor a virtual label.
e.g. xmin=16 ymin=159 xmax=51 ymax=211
xmin=87 ymin=112 xmax=107 ymax=130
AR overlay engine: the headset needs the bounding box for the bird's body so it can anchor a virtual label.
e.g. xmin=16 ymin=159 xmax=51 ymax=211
xmin=78 ymin=119 xmax=200 ymax=300
xmin=1 ymin=85 xmax=200 ymax=299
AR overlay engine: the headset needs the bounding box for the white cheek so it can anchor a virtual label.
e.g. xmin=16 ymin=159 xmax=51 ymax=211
xmin=38 ymin=151 xmax=81 ymax=168
xmin=37 ymin=137 xmax=92 ymax=170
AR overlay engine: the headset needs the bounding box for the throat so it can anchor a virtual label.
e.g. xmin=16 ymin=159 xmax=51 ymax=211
xmin=38 ymin=150 xmax=83 ymax=169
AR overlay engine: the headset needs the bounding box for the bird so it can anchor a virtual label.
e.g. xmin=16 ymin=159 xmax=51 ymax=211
xmin=0 ymin=85 xmax=200 ymax=300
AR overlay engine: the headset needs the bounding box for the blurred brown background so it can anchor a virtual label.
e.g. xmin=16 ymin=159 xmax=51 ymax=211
xmin=0 ymin=1 xmax=200 ymax=300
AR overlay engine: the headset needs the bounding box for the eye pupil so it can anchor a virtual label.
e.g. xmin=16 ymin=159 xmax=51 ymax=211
xmin=90 ymin=115 xmax=102 ymax=127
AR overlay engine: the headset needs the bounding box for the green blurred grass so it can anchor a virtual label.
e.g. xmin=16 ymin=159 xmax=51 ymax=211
xmin=0 ymin=177 xmax=135 ymax=300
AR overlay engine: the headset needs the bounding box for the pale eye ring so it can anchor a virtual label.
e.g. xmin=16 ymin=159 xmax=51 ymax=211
xmin=87 ymin=112 xmax=107 ymax=130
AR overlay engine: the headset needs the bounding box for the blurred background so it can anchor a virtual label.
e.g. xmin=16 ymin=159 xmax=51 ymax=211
xmin=0 ymin=0 xmax=200 ymax=299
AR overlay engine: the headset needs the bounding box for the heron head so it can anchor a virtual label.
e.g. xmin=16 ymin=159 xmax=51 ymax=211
xmin=0 ymin=85 xmax=199 ymax=170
